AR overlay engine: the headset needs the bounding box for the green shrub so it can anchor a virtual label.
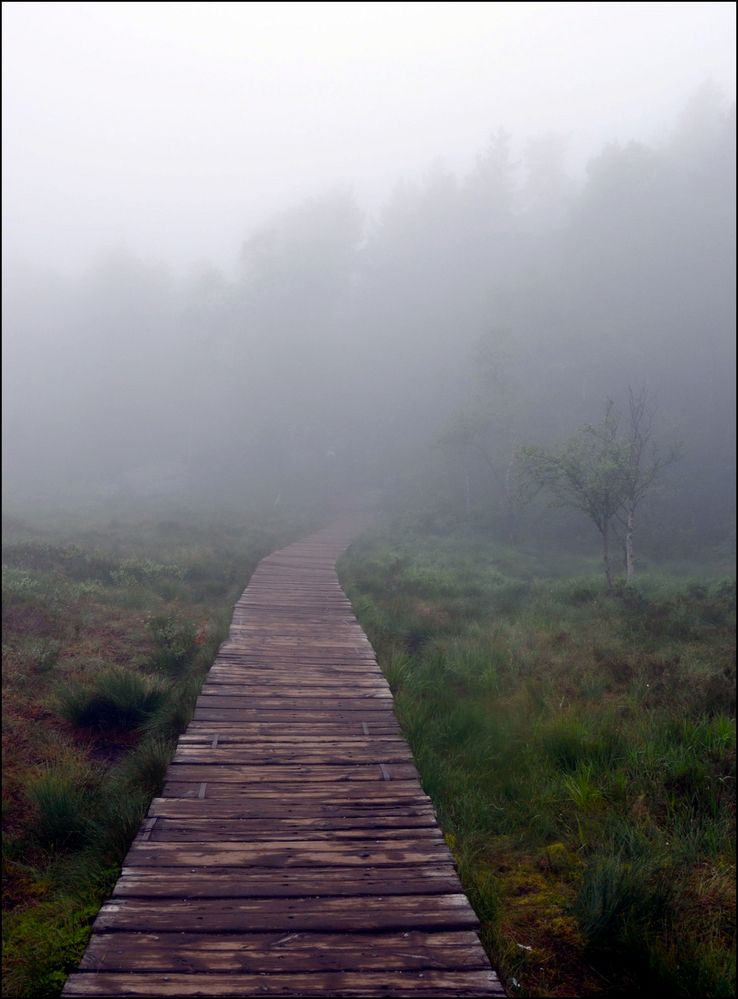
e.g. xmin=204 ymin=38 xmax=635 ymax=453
xmin=576 ymin=847 xmax=670 ymax=949
xmin=26 ymin=770 xmax=89 ymax=850
xmin=120 ymin=736 xmax=174 ymax=798
xmin=29 ymin=639 xmax=63 ymax=674
xmin=146 ymin=673 xmax=204 ymax=740
xmin=2 ymin=898 xmax=98 ymax=998
xmin=86 ymin=789 xmax=149 ymax=863
xmin=147 ymin=613 xmax=197 ymax=674
xmin=57 ymin=671 xmax=167 ymax=729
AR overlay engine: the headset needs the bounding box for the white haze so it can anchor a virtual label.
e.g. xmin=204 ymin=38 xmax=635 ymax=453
xmin=3 ymin=1 xmax=735 ymax=276
xmin=2 ymin=1 xmax=735 ymax=565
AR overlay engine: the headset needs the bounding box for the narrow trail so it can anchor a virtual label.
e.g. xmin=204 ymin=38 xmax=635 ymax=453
xmin=64 ymin=519 xmax=503 ymax=997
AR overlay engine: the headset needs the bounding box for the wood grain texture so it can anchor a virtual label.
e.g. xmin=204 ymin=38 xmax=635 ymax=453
xmin=63 ymin=519 xmax=504 ymax=997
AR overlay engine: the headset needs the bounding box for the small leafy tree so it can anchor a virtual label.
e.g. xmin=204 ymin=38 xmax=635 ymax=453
xmin=518 ymin=392 xmax=680 ymax=587
xmin=519 ymin=401 xmax=625 ymax=588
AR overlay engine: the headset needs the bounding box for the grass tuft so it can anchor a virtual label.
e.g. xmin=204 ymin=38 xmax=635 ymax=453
xmin=56 ymin=671 xmax=167 ymax=730
xmin=26 ymin=770 xmax=90 ymax=851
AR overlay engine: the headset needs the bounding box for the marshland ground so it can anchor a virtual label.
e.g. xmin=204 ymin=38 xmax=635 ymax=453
xmin=4 ymin=7 xmax=735 ymax=996
xmin=2 ymin=499 xmax=734 ymax=998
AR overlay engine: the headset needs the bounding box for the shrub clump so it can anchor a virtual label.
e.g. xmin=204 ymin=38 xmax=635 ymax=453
xmin=147 ymin=613 xmax=198 ymax=675
xmin=57 ymin=671 xmax=167 ymax=730
xmin=26 ymin=769 xmax=89 ymax=851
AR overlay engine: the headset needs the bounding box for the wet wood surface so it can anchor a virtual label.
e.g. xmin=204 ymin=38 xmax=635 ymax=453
xmin=64 ymin=519 xmax=504 ymax=997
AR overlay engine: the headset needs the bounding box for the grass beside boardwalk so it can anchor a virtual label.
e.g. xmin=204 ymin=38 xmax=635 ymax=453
xmin=1 ymin=502 xmax=314 ymax=997
xmin=339 ymin=522 xmax=736 ymax=998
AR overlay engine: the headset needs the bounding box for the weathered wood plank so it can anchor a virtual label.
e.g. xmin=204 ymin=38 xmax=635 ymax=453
xmin=124 ymin=840 xmax=453 ymax=868
xmin=147 ymin=797 xmax=436 ymax=820
xmin=141 ymin=820 xmax=444 ymax=842
xmin=113 ymin=866 xmax=462 ymax=898
xmin=172 ymin=746 xmax=415 ymax=765
xmin=182 ymin=723 xmax=403 ymax=736
xmin=191 ymin=710 xmax=406 ymax=725
xmin=65 ymin=521 xmax=501 ymax=998
xmin=177 ymin=734 xmax=408 ymax=745
xmin=79 ymin=930 xmax=488 ymax=972
xmin=161 ymin=780 xmax=429 ymax=800
xmin=194 ymin=696 xmax=396 ymax=710
xmin=64 ymin=970 xmax=504 ymax=996
xmin=164 ymin=763 xmax=421 ymax=782
xmin=92 ymin=895 xmax=479 ymax=933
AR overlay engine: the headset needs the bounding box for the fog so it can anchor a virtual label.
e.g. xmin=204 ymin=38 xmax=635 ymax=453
xmin=3 ymin=2 xmax=736 ymax=554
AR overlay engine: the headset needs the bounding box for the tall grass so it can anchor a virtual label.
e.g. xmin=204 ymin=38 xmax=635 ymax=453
xmin=2 ymin=502 xmax=310 ymax=997
xmin=26 ymin=770 xmax=90 ymax=851
xmin=56 ymin=671 xmax=168 ymax=729
xmin=340 ymin=524 xmax=736 ymax=997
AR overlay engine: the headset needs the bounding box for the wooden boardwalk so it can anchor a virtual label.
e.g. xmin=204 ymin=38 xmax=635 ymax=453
xmin=64 ymin=520 xmax=503 ymax=997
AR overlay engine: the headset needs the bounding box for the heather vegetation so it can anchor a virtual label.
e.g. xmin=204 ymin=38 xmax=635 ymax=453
xmin=1 ymin=503 xmax=311 ymax=997
xmin=340 ymin=522 xmax=736 ymax=997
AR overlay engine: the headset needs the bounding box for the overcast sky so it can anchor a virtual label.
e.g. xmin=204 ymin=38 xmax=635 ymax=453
xmin=2 ymin=1 xmax=735 ymax=276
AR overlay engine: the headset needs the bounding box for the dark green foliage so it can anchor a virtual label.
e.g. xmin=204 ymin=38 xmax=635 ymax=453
xmin=147 ymin=613 xmax=198 ymax=675
xmin=84 ymin=790 xmax=149 ymax=865
xmin=119 ymin=737 xmax=175 ymax=799
xmin=2 ymin=900 xmax=100 ymax=998
xmin=26 ymin=771 xmax=89 ymax=851
xmin=575 ymin=846 xmax=671 ymax=947
xmin=614 ymin=578 xmax=736 ymax=642
xmin=2 ymin=542 xmax=119 ymax=583
xmin=57 ymin=671 xmax=167 ymax=730
xmin=340 ymin=522 xmax=736 ymax=997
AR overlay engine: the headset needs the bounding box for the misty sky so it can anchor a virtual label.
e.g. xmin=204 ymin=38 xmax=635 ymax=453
xmin=2 ymin=1 xmax=736 ymax=276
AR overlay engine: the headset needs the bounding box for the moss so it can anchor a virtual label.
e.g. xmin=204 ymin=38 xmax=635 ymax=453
xmin=2 ymin=899 xmax=98 ymax=997
xmin=540 ymin=841 xmax=581 ymax=875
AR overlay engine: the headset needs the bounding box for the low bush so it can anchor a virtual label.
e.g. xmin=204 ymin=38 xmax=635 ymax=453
xmin=57 ymin=670 xmax=167 ymax=730
xmin=26 ymin=770 xmax=90 ymax=851
xmin=147 ymin=613 xmax=198 ymax=675
xmin=2 ymin=899 xmax=100 ymax=998
xmin=119 ymin=736 xmax=175 ymax=799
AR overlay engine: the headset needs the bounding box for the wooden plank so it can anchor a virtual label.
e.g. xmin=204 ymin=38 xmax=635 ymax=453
xmin=194 ymin=696 xmax=395 ymax=710
xmin=203 ymin=674 xmax=389 ymax=687
xmin=79 ymin=930 xmax=488 ymax=972
xmin=65 ymin=519 xmax=500 ymax=998
xmin=141 ymin=820 xmax=444 ymax=842
xmin=92 ymin=895 xmax=479 ymax=933
xmin=161 ymin=780 xmax=429 ymax=801
xmin=163 ymin=763 xmax=420 ymax=782
xmin=113 ymin=866 xmax=462 ymax=898
xmin=191 ymin=710 xmax=405 ymax=724
xmin=172 ymin=747 xmax=414 ymax=765
xmin=177 ymin=735 xmax=407 ymax=745
xmin=147 ymin=797 xmax=435 ymax=819
xmin=214 ymin=653 xmax=379 ymax=664
xmin=124 ymin=840 xmax=453 ymax=868
xmin=63 ymin=970 xmax=503 ymax=996
xmin=185 ymin=718 xmax=404 ymax=741
xmin=199 ymin=685 xmax=392 ymax=697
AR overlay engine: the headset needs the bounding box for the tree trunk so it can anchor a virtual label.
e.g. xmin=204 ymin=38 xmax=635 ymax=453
xmin=603 ymin=519 xmax=613 ymax=590
xmin=625 ymin=508 xmax=635 ymax=580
